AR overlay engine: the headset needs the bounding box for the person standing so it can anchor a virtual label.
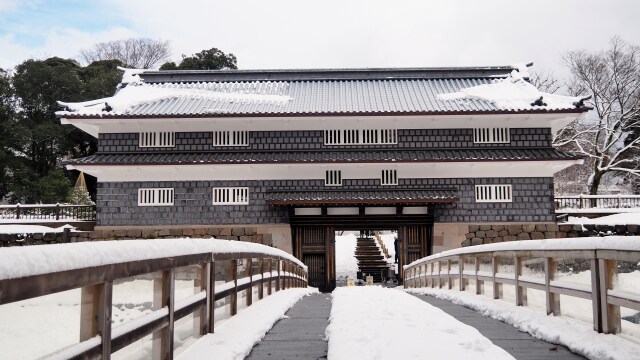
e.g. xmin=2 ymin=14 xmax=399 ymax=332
xmin=393 ymin=237 xmax=399 ymax=263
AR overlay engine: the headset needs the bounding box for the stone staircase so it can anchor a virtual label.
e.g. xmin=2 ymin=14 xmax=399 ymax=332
xmin=355 ymin=236 xmax=390 ymax=283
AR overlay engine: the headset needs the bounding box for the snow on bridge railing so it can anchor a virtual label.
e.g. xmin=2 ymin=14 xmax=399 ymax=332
xmin=555 ymin=194 xmax=640 ymax=210
xmin=0 ymin=238 xmax=307 ymax=360
xmin=404 ymin=237 xmax=640 ymax=337
xmin=0 ymin=203 xmax=96 ymax=221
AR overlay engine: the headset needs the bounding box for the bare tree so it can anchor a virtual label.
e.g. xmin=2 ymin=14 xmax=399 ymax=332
xmin=530 ymin=69 xmax=562 ymax=94
xmin=79 ymin=38 xmax=171 ymax=69
xmin=555 ymin=36 xmax=640 ymax=194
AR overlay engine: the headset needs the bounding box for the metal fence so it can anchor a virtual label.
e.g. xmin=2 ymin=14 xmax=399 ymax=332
xmin=555 ymin=195 xmax=640 ymax=210
xmin=0 ymin=204 xmax=96 ymax=221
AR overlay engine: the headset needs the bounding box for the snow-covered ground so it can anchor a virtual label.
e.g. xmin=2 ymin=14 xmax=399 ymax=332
xmin=177 ymin=288 xmax=317 ymax=360
xmin=405 ymin=287 xmax=640 ymax=360
xmin=567 ymin=213 xmax=640 ymax=225
xmin=326 ymin=286 xmax=514 ymax=360
xmin=335 ymin=233 xmax=358 ymax=284
xmin=0 ymin=224 xmax=76 ymax=234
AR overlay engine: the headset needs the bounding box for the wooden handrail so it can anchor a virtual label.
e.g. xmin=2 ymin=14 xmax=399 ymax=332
xmin=0 ymin=240 xmax=308 ymax=360
xmin=404 ymin=237 xmax=640 ymax=336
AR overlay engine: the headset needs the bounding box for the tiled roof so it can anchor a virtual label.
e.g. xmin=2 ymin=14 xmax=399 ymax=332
xmin=65 ymin=148 xmax=583 ymax=166
xmin=57 ymin=67 xmax=588 ymax=118
xmin=266 ymin=189 xmax=459 ymax=205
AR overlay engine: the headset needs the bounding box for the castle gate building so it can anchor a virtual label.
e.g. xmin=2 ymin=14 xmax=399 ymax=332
xmin=58 ymin=66 xmax=587 ymax=291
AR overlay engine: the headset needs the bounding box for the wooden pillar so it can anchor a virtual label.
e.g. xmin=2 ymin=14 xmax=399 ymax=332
xmin=207 ymin=261 xmax=216 ymax=334
xmin=590 ymin=258 xmax=602 ymax=332
xmin=515 ymin=256 xmax=527 ymax=306
xmin=598 ymin=259 xmax=621 ymax=333
xmin=276 ymin=260 xmax=281 ymax=292
xmin=152 ymin=269 xmax=175 ymax=360
xmin=459 ymin=256 xmax=465 ymax=292
xmin=474 ymin=257 xmax=481 ymax=295
xmin=246 ymin=258 xmax=253 ymax=307
xmin=80 ymin=281 xmax=112 ymax=359
xmin=492 ymin=256 xmax=501 ymax=299
xmin=447 ymin=259 xmax=452 ymax=290
xmin=230 ymin=260 xmax=238 ymax=316
xmin=268 ymin=259 xmax=273 ymax=295
xmin=544 ymin=257 xmax=560 ymax=316
xmin=259 ymin=259 xmax=264 ymax=300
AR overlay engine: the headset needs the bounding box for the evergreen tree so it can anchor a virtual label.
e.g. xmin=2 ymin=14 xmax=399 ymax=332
xmin=160 ymin=47 xmax=237 ymax=70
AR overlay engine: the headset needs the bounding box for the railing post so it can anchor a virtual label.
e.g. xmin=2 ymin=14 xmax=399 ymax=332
xmin=437 ymin=261 xmax=442 ymax=288
xmin=80 ymin=281 xmax=113 ymax=359
xmin=474 ymin=257 xmax=481 ymax=295
xmin=590 ymin=258 xmax=602 ymax=332
xmin=246 ymin=258 xmax=253 ymax=307
xmin=207 ymin=261 xmax=216 ymax=334
xmin=231 ymin=260 xmax=238 ymax=316
xmin=430 ymin=262 xmax=434 ymax=288
xmin=459 ymin=256 xmax=465 ymax=291
xmin=152 ymin=269 xmax=175 ymax=360
xmin=598 ymin=258 xmax=621 ymax=334
xmin=276 ymin=260 xmax=281 ymax=292
xmin=55 ymin=203 xmax=60 ymax=220
xmin=15 ymin=204 xmax=20 ymax=220
xmin=196 ymin=263 xmax=207 ymax=335
xmin=268 ymin=259 xmax=273 ymax=295
xmin=515 ymin=256 xmax=526 ymax=306
xmin=492 ymin=256 xmax=500 ymax=299
xmin=544 ymin=258 xmax=560 ymax=316
xmin=447 ymin=259 xmax=452 ymax=290
xmin=259 ymin=258 xmax=264 ymax=300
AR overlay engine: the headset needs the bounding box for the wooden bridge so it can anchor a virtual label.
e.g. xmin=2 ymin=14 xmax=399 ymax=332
xmin=1 ymin=237 xmax=639 ymax=359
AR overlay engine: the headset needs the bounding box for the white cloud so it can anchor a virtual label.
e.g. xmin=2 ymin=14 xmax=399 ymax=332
xmin=103 ymin=0 xmax=640 ymax=79
xmin=0 ymin=26 xmax=137 ymax=69
xmin=0 ymin=0 xmax=21 ymax=12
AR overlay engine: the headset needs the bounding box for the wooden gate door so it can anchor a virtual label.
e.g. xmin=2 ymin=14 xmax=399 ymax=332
xmin=397 ymin=224 xmax=432 ymax=282
xmin=292 ymin=225 xmax=335 ymax=292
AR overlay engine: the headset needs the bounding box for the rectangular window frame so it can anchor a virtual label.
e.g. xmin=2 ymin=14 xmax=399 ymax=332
xmin=475 ymin=184 xmax=512 ymax=203
xmin=212 ymin=187 xmax=250 ymax=205
xmin=473 ymin=128 xmax=510 ymax=144
xmin=139 ymin=132 xmax=175 ymax=148
xmin=324 ymin=129 xmax=397 ymax=145
xmin=212 ymin=131 xmax=249 ymax=147
xmin=380 ymin=169 xmax=398 ymax=186
xmin=325 ymin=170 xmax=343 ymax=186
xmin=138 ymin=188 xmax=174 ymax=206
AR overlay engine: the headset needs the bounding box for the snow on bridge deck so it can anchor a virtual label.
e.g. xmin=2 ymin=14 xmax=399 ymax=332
xmin=181 ymin=287 xmax=590 ymax=360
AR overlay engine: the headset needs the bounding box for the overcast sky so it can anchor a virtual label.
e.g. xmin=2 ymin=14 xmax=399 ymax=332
xmin=1 ymin=0 xmax=639 ymax=80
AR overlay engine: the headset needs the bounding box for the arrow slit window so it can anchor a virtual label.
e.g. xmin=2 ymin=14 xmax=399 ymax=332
xmin=139 ymin=132 xmax=175 ymax=147
xmin=325 ymin=170 xmax=342 ymax=186
xmin=324 ymin=129 xmax=397 ymax=145
xmin=212 ymin=131 xmax=249 ymax=146
xmin=138 ymin=188 xmax=174 ymax=206
xmin=475 ymin=185 xmax=512 ymax=202
xmin=473 ymin=128 xmax=510 ymax=144
xmin=213 ymin=187 xmax=250 ymax=205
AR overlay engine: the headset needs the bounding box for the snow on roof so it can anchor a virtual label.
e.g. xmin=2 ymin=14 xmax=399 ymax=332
xmin=437 ymin=65 xmax=584 ymax=111
xmin=56 ymin=65 xmax=588 ymax=118
xmin=56 ymin=68 xmax=292 ymax=116
xmin=0 ymin=238 xmax=305 ymax=280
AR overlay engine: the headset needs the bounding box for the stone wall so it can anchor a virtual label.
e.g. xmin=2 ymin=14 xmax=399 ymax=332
xmin=462 ymin=223 xmax=640 ymax=247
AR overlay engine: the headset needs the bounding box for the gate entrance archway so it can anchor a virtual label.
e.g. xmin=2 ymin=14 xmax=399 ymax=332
xmin=290 ymin=214 xmax=434 ymax=292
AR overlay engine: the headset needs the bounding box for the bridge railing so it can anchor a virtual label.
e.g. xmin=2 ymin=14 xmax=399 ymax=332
xmin=0 ymin=239 xmax=307 ymax=359
xmin=555 ymin=195 xmax=640 ymax=210
xmin=0 ymin=203 xmax=96 ymax=221
xmin=404 ymin=237 xmax=640 ymax=336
